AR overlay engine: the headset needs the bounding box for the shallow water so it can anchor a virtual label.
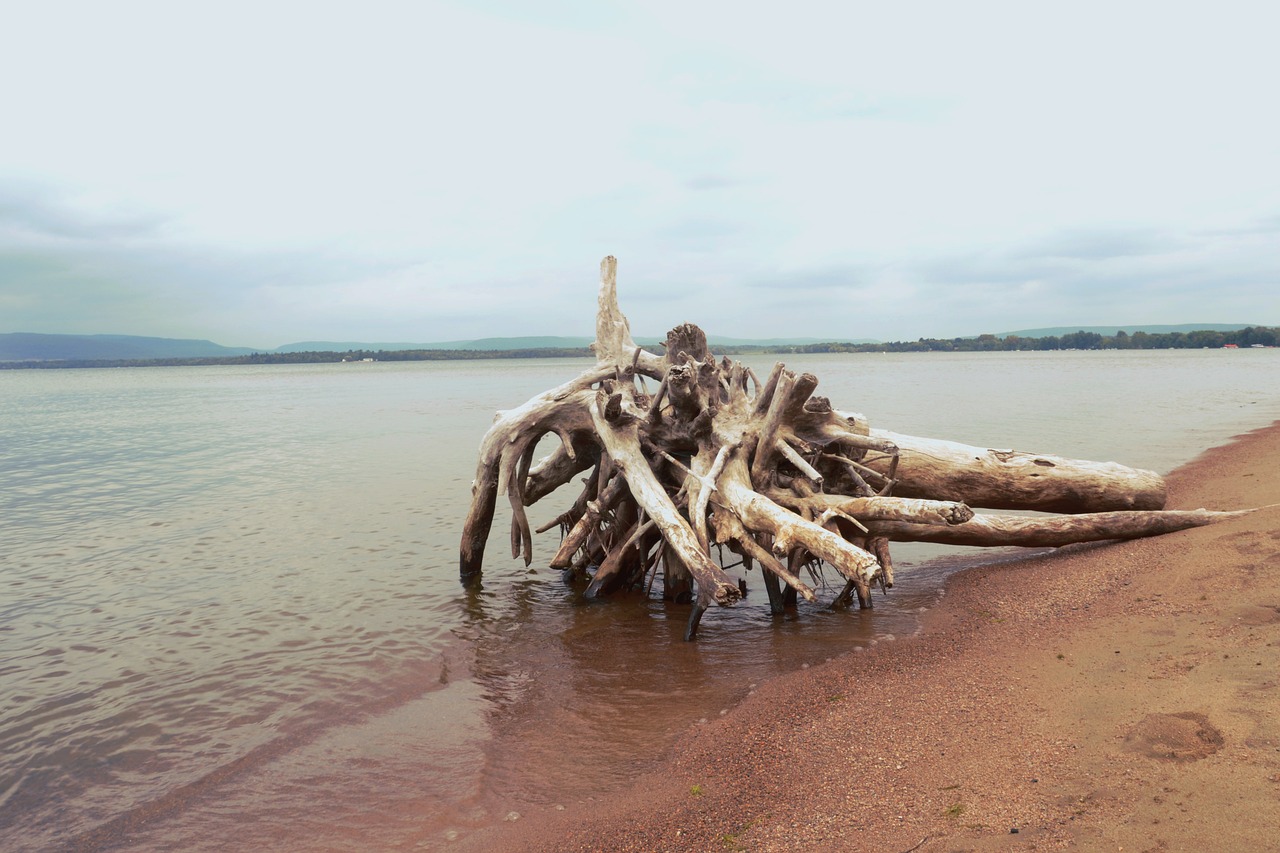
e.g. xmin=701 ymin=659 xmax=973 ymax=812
xmin=1 ymin=350 xmax=1277 ymax=850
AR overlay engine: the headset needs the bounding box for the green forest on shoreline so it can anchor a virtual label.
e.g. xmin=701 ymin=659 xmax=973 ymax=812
xmin=2 ymin=326 xmax=1276 ymax=370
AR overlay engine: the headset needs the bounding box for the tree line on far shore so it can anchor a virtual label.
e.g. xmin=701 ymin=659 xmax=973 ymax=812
xmin=2 ymin=327 xmax=1276 ymax=370
xmin=0 ymin=348 xmax=597 ymax=369
xmin=786 ymin=325 xmax=1279 ymax=353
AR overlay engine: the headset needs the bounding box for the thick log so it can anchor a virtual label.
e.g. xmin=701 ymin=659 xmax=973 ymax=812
xmin=863 ymin=429 xmax=1168 ymax=514
xmin=863 ymin=508 xmax=1252 ymax=547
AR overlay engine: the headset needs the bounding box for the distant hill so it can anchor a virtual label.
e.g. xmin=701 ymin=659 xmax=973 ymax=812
xmin=19 ymin=326 xmax=1263 ymax=362
xmin=1 ymin=332 xmax=880 ymax=362
xmin=274 ymin=336 xmax=597 ymax=352
xmin=994 ymin=324 xmax=1252 ymax=339
xmin=273 ymin=334 xmax=878 ymax=352
xmin=0 ymin=333 xmax=258 ymax=361
xmin=705 ymin=335 xmax=881 ymax=347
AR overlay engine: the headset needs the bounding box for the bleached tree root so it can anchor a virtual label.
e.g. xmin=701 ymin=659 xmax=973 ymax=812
xmin=458 ymin=257 xmax=1249 ymax=639
xmin=862 ymin=508 xmax=1253 ymax=547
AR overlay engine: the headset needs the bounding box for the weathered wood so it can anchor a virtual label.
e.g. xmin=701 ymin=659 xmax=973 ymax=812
xmin=458 ymin=255 xmax=1250 ymax=639
xmin=863 ymin=508 xmax=1252 ymax=547
xmin=525 ymin=433 xmax=600 ymax=506
xmin=710 ymin=510 xmax=818 ymax=604
xmin=768 ymin=493 xmax=976 ymax=527
xmin=715 ymin=455 xmax=881 ymax=589
xmin=591 ymin=387 xmax=741 ymax=608
xmin=549 ymin=472 xmax=630 ymax=568
xmin=863 ymin=430 xmax=1167 ymax=513
xmin=870 ymin=536 xmax=895 ymax=588
xmin=460 ymin=385 xmax=601 ymax=580
xmin=689 ymin=444 xmax=733 ymax=554
xmin=584 ymin=512 xmax=653 ymax=599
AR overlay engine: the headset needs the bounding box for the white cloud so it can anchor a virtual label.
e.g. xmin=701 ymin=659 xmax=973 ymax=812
xmin=1 ymin=1 xmax=1278 ymax=346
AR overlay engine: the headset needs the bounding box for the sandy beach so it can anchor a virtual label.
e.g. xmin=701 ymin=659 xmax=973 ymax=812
xmin=471 ymin=420 xmax=1280 ymax=852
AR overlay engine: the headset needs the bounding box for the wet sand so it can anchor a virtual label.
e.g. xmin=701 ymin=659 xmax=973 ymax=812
xmin=478 ymin=421 xmax=1280 ymax=852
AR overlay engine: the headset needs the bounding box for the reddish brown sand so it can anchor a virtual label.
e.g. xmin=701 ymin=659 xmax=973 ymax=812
xmin=476 ymin=422 xmax=1280 ymax=852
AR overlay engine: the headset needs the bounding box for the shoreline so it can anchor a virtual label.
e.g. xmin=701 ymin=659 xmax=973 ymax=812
xmin=473 ymin=421 xmax=1280 ymax=851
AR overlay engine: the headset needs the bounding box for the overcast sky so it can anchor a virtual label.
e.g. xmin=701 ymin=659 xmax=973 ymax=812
xmin=2 ymin=1 xmax=1278 ymax=347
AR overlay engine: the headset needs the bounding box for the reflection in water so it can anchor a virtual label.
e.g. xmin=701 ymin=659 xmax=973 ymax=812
xmin=464 ymin=546 xmax=961 ymax=822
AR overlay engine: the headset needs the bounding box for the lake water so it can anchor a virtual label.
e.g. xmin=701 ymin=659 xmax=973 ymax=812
xmin=2 ymin=350 xmax=1278 ymax=851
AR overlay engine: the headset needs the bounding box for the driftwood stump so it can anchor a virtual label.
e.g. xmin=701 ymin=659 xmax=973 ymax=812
xmin=459 ymin=257 xmax=1248 ymax=639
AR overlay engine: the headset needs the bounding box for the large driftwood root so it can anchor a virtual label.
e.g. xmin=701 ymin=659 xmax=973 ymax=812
xmin=458 ymin=257 xmax=1249 ymax=639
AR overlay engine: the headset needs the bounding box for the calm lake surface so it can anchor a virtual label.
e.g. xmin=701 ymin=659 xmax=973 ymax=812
xmin=3 ymin=350 xmax=1278 ymax=851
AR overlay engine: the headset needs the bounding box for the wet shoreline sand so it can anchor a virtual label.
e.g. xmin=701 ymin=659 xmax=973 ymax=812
xmin=478 ymin=421 xmax=1280 ymax=851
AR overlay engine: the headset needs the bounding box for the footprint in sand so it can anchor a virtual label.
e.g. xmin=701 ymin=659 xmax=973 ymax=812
xmin=1231 ymin=603 xmax=1280 ymax=625
xmin=1123 ymin=712 xmax=1225 ymax=762
xmin=1217 ymin=530 xmax=1280 ymax=557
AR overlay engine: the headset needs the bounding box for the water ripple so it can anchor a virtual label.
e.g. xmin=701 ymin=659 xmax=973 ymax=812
xmin=1 ymin=355 xmax=1277 ymax=851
